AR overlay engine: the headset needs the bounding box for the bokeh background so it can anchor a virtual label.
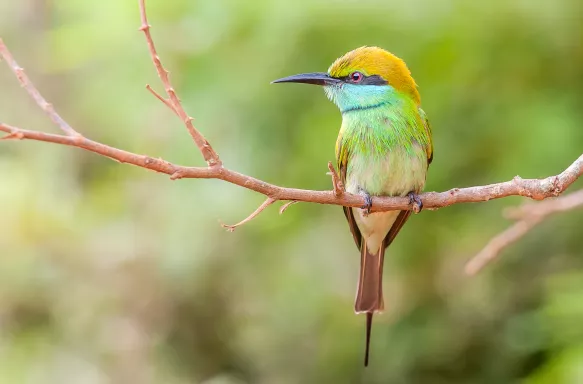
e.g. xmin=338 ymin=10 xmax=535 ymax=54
xmin=1 ymin=0 xmax=582 ymax=383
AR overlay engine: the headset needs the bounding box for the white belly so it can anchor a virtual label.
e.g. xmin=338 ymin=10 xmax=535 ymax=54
xmin=345 ymin=145 xmax=427 ymax=253
xmin=352 ymin=209 xmax=400 ymax=253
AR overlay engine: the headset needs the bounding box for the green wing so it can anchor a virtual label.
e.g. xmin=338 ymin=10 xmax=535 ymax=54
xmin=337 ymin=130 xmax=362 ymax=249
xmin=379 ymin=107 xmax=434 ymax=249
xmin=418 ymin=107 xmax=433 ymax=165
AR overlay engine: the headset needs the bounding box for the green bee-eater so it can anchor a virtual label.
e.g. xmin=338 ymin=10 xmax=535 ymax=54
xmin=273 ymin=46 xmax=433 ymax=366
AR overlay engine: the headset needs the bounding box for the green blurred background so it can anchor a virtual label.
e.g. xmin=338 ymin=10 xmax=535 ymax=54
xmin=1 ymin=0 xmax=582 ymax=383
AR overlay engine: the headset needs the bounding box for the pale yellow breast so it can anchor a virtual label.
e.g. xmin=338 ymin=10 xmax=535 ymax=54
xmin=345 ymin=144 xmax=427 ymax=253
xmin=344 ymin=144 xmax=427 ymax=197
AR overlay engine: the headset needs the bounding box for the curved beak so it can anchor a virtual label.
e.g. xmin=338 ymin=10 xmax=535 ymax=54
xmin=271 ymin=72 xmax=341 ymax=86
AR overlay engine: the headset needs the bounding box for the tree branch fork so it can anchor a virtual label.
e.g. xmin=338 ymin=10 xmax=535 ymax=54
xmin=1 ymin=0 xmax=582 ymax=274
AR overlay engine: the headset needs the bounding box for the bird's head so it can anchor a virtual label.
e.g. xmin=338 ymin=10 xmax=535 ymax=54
xmin=273 ymin=46 xmax=420 ymax=113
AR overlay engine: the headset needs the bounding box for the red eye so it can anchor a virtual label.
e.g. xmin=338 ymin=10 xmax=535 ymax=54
xmin=350 ymin=72 xmax=363 ymax=83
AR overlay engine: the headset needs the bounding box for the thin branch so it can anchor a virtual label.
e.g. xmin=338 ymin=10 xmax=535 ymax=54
xmin=1 ymin=2 xmax=583 ymax=234
xmin=465 ymin=189 xmax=583 ymax=275
xmin=137 ymin=0 xmax=221 ymax=167
xmin=145 ymin=84 xmax=176 ymax=113
xmin=2 ymin=122 xmax=581 ymax=214
xmin=465 ymin=220 xmax=541 ymax=276
xmin=504 ymin=189 xmax=583 ymax=219
xmin=327 ymin=161 xmax=344 ymax=197
xmin=221 ymin=197 xmax=276 ymax=232
xmin=1 ymin=126 xmax=24 ymax=140
xmin=279 ymin=201 xmax=298 ymax=214
xmin=0 ymin=39 xmax=80 ymax=137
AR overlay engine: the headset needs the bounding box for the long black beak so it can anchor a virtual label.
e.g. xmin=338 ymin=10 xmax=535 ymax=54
xmin=271 ymin=72 xmax=341 ymax=86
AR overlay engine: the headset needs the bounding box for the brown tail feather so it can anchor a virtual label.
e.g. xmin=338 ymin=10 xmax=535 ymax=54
xmin=355 ymin=238 xmax=386 ymax=367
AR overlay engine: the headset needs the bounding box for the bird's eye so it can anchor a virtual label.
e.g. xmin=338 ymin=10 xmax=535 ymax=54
xmin=350 ymin=72 xmax=364 ymax=83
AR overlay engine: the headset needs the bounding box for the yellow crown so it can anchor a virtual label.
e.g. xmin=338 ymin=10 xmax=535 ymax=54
xmin=328 ymin=46 xmax=420 ymax=104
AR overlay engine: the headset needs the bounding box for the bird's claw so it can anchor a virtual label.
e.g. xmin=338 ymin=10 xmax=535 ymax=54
xmin=359 ymin=189 xmax=373 ymax=215
xmin=408 ymin=192 xmax=423 ymax=213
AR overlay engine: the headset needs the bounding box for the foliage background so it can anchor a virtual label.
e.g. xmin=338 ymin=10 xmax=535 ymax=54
xmin=1 ymin=0 xmax=582 ymax=383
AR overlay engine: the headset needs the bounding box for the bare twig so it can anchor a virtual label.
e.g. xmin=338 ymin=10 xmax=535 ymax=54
xmin=327 ymin=161 xmax=344 ymax=197
xmin=137 ymin=0 xmax=221 ymax=167
xmin=1 ymin=125 xmax=24 ymax=140
xmin=279 ymin=201 xmax=298 ymax=214
xmin=1 ymin=121 xmax=581 ymax=214
xmin=465 ymin=220 xmax=540 ymax=276
xmin=145 ymin=84 xmax=176 ymax=113
xmin=465 ymin=189 xmax=583 ymax=275
xmin=1 ymin=2 xmax=583 ymax=236
xmin=0 ymin=39 xmax=80 ymax=137
xmin=221 ymin=197 xmax=276 ymax=231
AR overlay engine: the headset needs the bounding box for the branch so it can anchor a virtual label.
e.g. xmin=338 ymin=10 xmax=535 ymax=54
xmin=146 ymin=84 xmax=176 ymax=113
xmin=137 ymin=0 xmax=221 ymax=167
xmin=221 ymin=197 xmax=276 ymax=231
xmin=1 ymin=3 xmax=583 ymax=233
xmin=465 ymin=189 xmax=583 ymax=275
xmin=0 ymin=39 xmax=80 ymax=137
xmin=327 ymin=161 xmax=344 ymax=197
xmin=279 ymin=201 xmax=298 ymax=214
xmin=1 ymin=121 xmax=582 ymax=214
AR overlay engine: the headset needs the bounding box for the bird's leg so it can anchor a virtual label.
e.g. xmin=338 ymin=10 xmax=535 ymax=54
xmin=358 ymin=187 xmax=373 ymax=215
xmin=407 ymin=191 xmax=423 ymax=213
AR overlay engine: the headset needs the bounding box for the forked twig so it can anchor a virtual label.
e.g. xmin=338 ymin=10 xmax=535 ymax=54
xmin=0 ymin=4 xmax=582 ymax=241
xmin=138 ymin=0 xmax=221 ymax=167
xmin=327 ymin=161 xmax=344 ymax=197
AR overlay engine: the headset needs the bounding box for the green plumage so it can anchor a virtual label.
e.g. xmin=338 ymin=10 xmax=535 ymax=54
xmin=335 ymin=93 xmax=432 ymax=193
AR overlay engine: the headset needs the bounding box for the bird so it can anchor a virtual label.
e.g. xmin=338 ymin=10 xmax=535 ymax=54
xmin=272 ymin=46 xmax=433 ymax=367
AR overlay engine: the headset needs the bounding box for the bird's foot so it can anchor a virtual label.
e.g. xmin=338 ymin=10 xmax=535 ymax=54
xmin=408 ymin=191 xmax=423 ymax=214
xmin=359 ymin=188 xmax=373 ymax=216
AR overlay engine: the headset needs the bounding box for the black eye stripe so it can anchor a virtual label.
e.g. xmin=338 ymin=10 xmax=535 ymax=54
xmin=336 ymin=74 xmax=387 ymax=85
